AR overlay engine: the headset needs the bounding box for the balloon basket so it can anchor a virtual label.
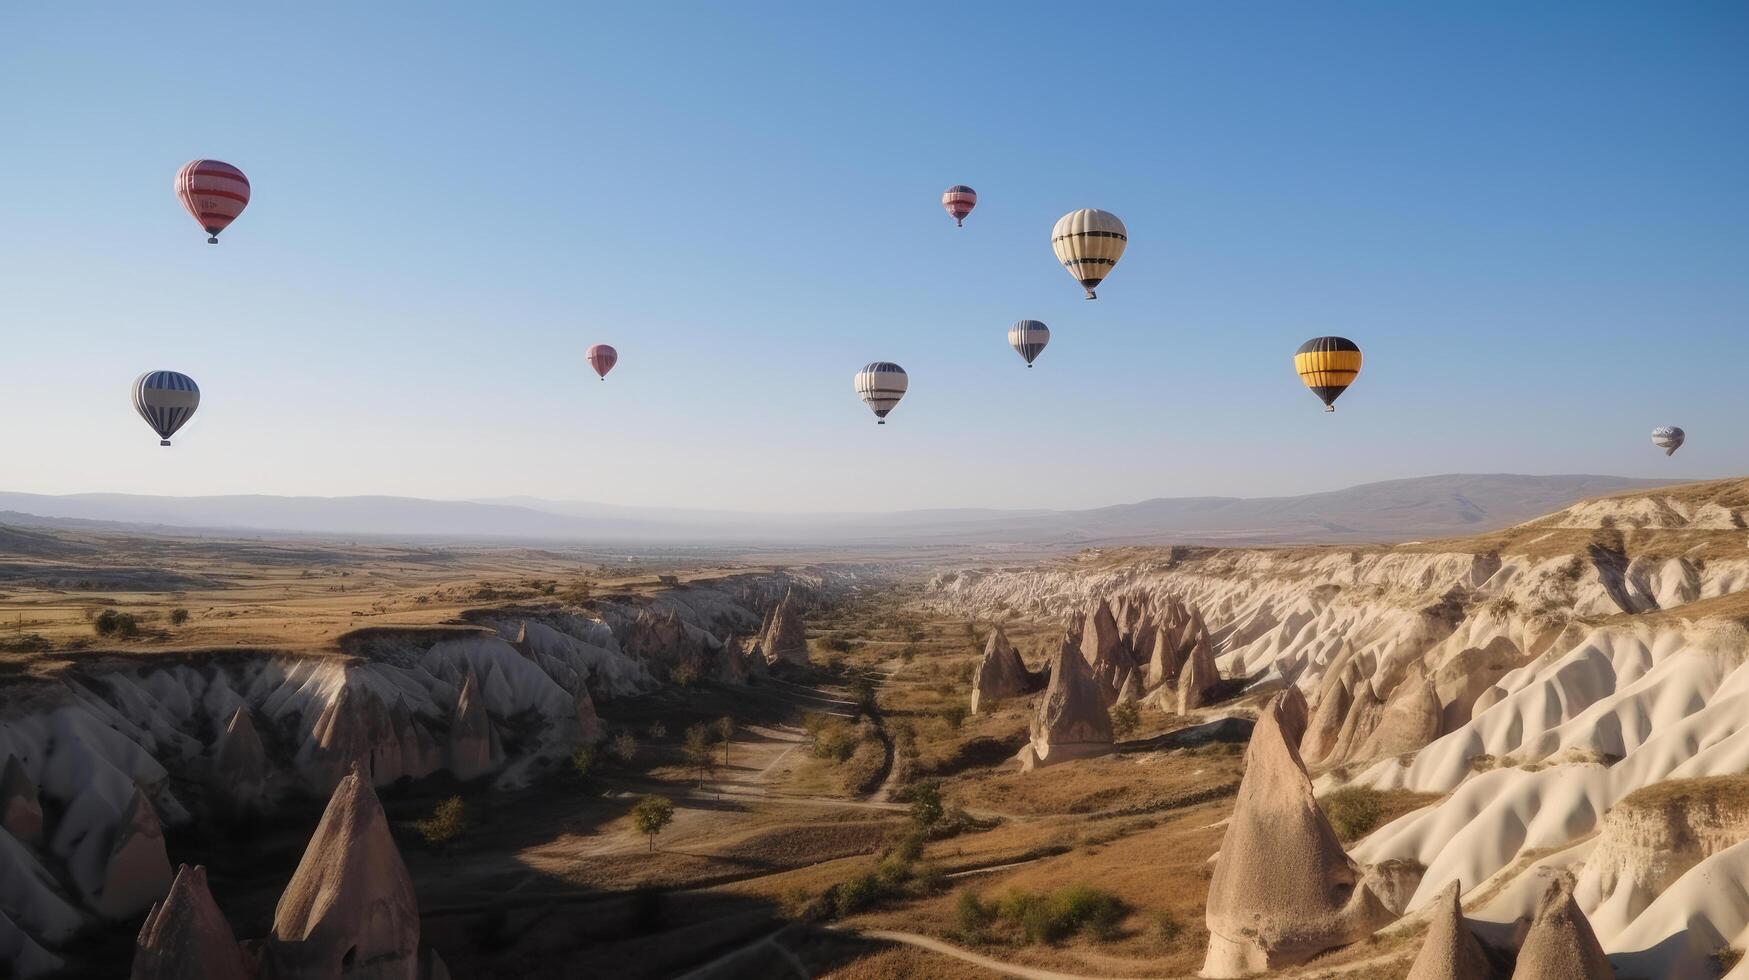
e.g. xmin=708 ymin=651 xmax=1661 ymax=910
xmin=1324 ymin=406 xmax=1335 ymax=413
xmin=160 ymin=440 xmax=172 ymax=446
xmin=207 ymin=237 xmax=219 ymax=244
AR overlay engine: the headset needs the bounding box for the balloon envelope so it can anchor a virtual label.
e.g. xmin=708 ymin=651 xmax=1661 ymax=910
xmin=1051 ymin=209 xmax=1126 ymax=299
xmin=133 ymin=371 xmax=200 ymax=446
xmin=1008 ymin=320 xmax=1050 ymax=367
xmin=175 ymin=160 xmax=250 ymax=243
xmin=1651 ymin=426 xmax=1684 ymax=456
xmin=1294 ymin=337 xmax=1362 ymax=411
xmin=854 ymin=362 xmax=908 ymax=423
xmin=587 ymin=344 xmax=618 ymax=380
xmin=942 ymin=185 xmax=977 ymax=227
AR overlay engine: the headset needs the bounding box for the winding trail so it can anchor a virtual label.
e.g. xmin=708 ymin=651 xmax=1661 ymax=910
xmin=851 ymin=929 xmax=1156 ymax=980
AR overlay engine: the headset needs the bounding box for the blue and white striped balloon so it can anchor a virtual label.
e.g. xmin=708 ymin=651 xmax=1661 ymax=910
xmin=854 ymin=362 xmax=908 ymax=424
xmin=133 ymin=371 xmax=200 ymax=446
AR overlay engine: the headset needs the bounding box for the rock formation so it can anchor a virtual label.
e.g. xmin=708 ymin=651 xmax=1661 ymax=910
xmin=1016 ymin=637 xmax=1113 ymax=772
xmin=447 ymin=668 xmax=501 ymax=781
xmin=1116 ymin=668 xmax=1142 ymax=705
xmin=759 ymin=589 xmax=810 ymax=666
xmin=1079 ymin=599 xmax=1132 ymax=703
xmin=95 ymin=789 xmax=175 ymax=919
xmin=131 ymin=864 xmax=250 ymax=980
xmin=620 ymin=606 xmax=706 ymax=679
xmin=1202 ymin=689 xmax=1394 ymax=976
xmin=211 ymin=707 xmax=269 ymax=812
xmin=268 ymin=767 xmax=420 ymax=980
xmin=0 ymin=755 xmax=42 ymax=845
xmin=1176 ymin=616 xmax=1220 ymax=713
xmin=1404 ymin=881 xmax=1491 ymax=980
xmin=971 ymin=627 xmax=1030 ymax=713
xmin=1144 ymin=626 xmax=1182 ymax=691
xmin=1510 ymin=874 xmax=1613 ymax=979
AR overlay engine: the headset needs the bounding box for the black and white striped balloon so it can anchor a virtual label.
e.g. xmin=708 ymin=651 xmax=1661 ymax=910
xmin=133 ymin=371 xmax=200 ymax=446
xmin=1008 ymin=320 xmax=1050 ymax=367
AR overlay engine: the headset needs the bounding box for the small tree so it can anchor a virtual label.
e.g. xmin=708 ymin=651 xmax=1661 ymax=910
xmin=93 ymin=609 xmax=140 ymax=639
xmin=631 ymin=795 xmax=674 ymax=852
xmin=1110 ymin=701 xmax=1140 ymax=738
xmin=682 ymin=723 xmax=715 ymax=788
xmin=646 ymin=720 xmax=667 ymax=741
xmin=610 ymin=732 xmax=639 ymax=765
xmin=715 ymin=715 xmax=736 ymax=767
xmin=415 ymin=796 xmax=468 ymax=851
xmin=168 ymin=608 xmax=190 ymax=627
xmin=570 ymin=744 xmax=597 ymax=779
xmin=671 ymin=661 xmax=699 ymax=687
xmin=909 ymin=782 xmax=944 ymax=830
xmin=939 ymin=703 xmax=969 ymax=731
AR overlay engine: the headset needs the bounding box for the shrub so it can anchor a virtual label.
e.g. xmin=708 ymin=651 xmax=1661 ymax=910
xmin=841 ymin=736 xmax=887 ymax=795
xmin=1053 ymin=884 xmax=1124 ymax=940
xmin=888 ymin=829 xmax=926 ymax=863
xmin=1319 ymin=786 xmax=1384 ymax=841
xmin=956 ymin=891 xmax=994 ymax=938
xmin=93 ymin=609 xmax=140 ymax=639
xmin=415 ymin=796 xmax=468 ymax=850
xmin=646 ymin=720 xmax=667 ymax=741
xmin=833 ymin=873 xmax=881 ymax=916
xmin=670 ymin=662 xmax=699 ymax=687
xmin=909 ymin=782 xmax=944 ymax=830
xmin=682 ymin=722 xmax=715 ymax=787
xmin=570 ymin=744 xmax=597 ymax=779
xmin=811 ymin=721 xmax=857 ymax=761
xmin=939 ymin=703 xmax=969 ymax=731
xmin=1152 ymin=910 xmax=1186 ymax=948
xmin=1712 ymin=945 xmax=1743 ymax=973
xmin=168 ymin=608 xmax=190 ymax=626
xmin=911 ymin=863 xmax=947 ymax=895
xmin=1110 ymin=700 xmax=1140 ymax=738
xmin=609 ymin=732 xmax=639 ymax=764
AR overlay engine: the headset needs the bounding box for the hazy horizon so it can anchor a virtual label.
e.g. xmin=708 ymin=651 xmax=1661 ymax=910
xmin=6 ymin=5 xmax=1745 ymax=511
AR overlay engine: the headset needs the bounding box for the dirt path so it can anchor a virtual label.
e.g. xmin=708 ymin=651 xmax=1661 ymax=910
xmin=853 ymin=929 xmax=1159 ymax=980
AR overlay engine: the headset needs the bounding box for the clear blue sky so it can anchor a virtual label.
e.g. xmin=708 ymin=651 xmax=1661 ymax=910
xmin=3 ymin=3 xmax=1745 ymax=511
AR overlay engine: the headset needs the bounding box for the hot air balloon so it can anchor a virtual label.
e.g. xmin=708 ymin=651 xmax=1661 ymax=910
xmin=174 ymin=160 xmax=250 ymax=244
xmin=854 ymin=362 xmax=908 ymax=424
xmin=1008 ymin=320 xmax=1050 ymax=367
xmin=942 ymin=185 xmax=977 ymax=227
xmin=1051 ymin=209 xmax=1126 ymax=299
xmin=1294 ymin=337 xmax=1361 ymax=412
xmin=133 ymin=371 xmax=200 ymax=446
xmin=587 ymin=344 xmax=618 ymax=381
xmin=1652 ymin=426 xmax=1685 ymax=456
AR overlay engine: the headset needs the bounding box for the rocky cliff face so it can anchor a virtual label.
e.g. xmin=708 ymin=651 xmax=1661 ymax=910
xmin=927 ymin=480 xmax=1749 ymax=978
xmin=0 ymin=568 xmax=835 ymax=977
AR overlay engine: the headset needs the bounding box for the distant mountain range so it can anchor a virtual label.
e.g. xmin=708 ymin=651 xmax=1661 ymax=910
xmin=0 ymin=475 xmax=1680 ymax=549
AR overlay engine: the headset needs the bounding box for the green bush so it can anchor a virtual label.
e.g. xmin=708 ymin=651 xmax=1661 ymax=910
xmin=979 ymin=885 xmax=1128 ymax=946
xmin=168 ymin=608 xmax=190 ymax=626
xmin=955 ymin=891 xmax=994 ymax=938
xmin=909 ymin=782 xmax=944 ymax=830
xmin=415 ymin=796 xmax=468 ymax=850
xmin=1319 ymin=786 xmax=1385 ymax=841
xmin=833 ymin=873 xmax=881 ymax=915
xmin=1110 ymin=700 xmax=1140 ymax=737
xmin=93 ymin=609 xmax=140 ymax=639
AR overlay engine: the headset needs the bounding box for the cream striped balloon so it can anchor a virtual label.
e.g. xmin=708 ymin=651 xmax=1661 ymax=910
xmin=854 ymin=362 xmax=908 ymax=424
xmin=1051 ymin=209 xmax=1127 ymax=299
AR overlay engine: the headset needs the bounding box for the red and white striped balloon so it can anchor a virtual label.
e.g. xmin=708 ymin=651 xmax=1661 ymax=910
xmin=175 ymin=160 xmax=250 ymax=244
xmin=587 ymin=344 xmax=618 ymax=381
xmin=941 ymin=185 xmax=976 ymax=227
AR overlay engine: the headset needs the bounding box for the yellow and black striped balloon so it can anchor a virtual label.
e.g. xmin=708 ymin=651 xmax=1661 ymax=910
xmin=1294 ymin=336 xmax=1361 ymax=411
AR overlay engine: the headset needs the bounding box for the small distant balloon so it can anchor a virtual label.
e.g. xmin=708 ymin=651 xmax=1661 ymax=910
xmin=1651 ymin=426 xmax=1684 ymax=456
xmin=1294 ymin=337 xmax=1361 ymax=412
xmin=587 ymin=344 xmax=618 ymax=381
xmin=1051 ymin=209 xmax=1126 ymax=299
xmin=942 ymin=185 xmax=977 ymax=227
xmin=1008 ymin=320 xmax=1050 ymax=367
xmin=854 ymin=362 xmax=908 ymax=424
xmin=133 ymin=371 xmax=200 ymax=446
xmin=175 ymin=160 xmax=250 ymax=244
